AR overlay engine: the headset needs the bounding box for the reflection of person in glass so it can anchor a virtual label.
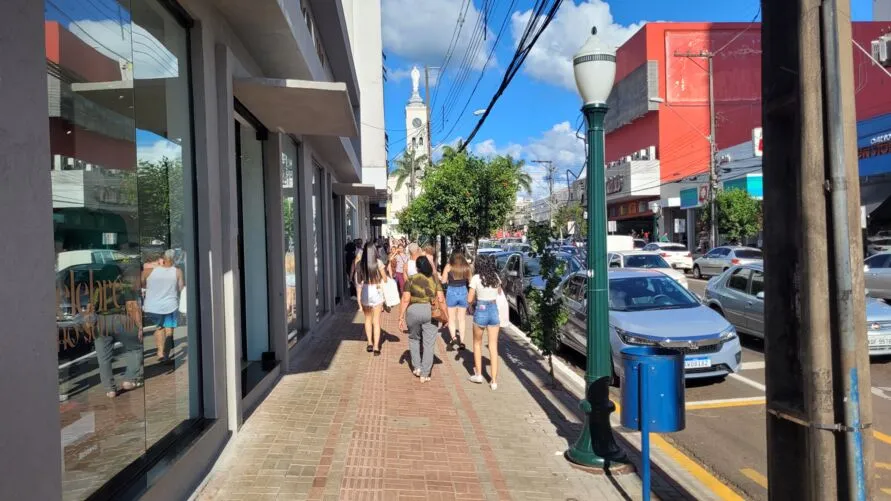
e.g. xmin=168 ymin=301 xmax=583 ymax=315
xmin=88 ymin=264 xmax=144 ymax=398
xmin=142 ymin=250 xmax=184 ymax=363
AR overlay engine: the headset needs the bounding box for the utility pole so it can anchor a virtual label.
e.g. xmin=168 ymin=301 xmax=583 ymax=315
xmin=531 ymin=159 xmax=557 ymax=222
xmin=424 ymin=65 xmax=434 ymax=163
xmin=674 ymin=50 xmax=717 ymax=249
xmin=762 ymin=1 xmax=873 ymax=499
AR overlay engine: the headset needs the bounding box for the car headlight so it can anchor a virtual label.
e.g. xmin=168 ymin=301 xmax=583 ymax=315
xmin=616 ymin=327 xmax=658 ymax=346
xmin=718 ymin=325 xmax=737 ymax=342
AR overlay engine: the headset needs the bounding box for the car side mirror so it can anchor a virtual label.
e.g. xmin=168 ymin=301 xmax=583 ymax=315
xmin=756 ymin=291 xmax=765 ymax=300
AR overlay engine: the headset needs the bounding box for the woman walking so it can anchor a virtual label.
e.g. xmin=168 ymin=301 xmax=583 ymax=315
xmin=390 ymin=242 xmax=408 ymax=294
xmin=356 ymin=241 xmax=388 ymax=355
xmin=398 ymin=256 xmax=446 ymax=383
xmin=466 ymin=254 xmax=502 ymax=390
xmin=142 ymin=250 xmax=184 ymax=363
xmin=440 ymin=251 xmax=470 ymax=350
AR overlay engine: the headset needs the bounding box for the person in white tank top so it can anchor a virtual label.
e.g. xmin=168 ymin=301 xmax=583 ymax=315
xmin=142 ymin=250 xmax=184 ymax=363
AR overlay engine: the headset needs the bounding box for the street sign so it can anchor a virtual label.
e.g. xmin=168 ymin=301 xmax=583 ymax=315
xmin=608 ymin=220 xmax=617 ymax=233
xmin=752 ymin=127 xmax=763 ymax=157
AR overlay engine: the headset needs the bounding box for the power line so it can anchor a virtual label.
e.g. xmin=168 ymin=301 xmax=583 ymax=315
xmin=458 ymin=0 xmax=565 ymax=151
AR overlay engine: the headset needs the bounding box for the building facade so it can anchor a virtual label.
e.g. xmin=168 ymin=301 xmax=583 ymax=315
xmin=0 ymin=0 xmax=383 ymax=500
xmin=877 ymin=0 xmax=891 ymax=21
xmin=604 ymin=22 xmax=891 ymax=247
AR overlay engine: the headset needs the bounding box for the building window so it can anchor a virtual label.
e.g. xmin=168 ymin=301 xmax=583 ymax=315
xmin=282 ymin=140 xmax=302 ymax=336
xmin=47 ymin=0 xmax=201 ymax=499
xmin=419 ymin=136 xmax=424 ymax=146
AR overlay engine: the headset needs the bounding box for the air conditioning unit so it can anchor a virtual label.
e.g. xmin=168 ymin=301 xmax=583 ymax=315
xmin=632 ymin=151 xmax=641 ymax=160
xmin=873 ymin=35 xmax=891 ymax=67
xmin=624 ymin=156 xmax=632 ymax=163
xmin=639 ymin=149 xmax=648 ymax=160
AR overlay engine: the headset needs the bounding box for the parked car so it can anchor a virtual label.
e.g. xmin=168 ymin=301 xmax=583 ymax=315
xmin=607 ymin=235 xmax=634 ymax=252
xmin=867 ymin=230 xmax=891 ymax=243
xmin=865 ymin=252 xmax=891 ymax=300
xmin=501 ymin=251 xmax=583 ymax=326
xmin=642 ymin=242 xmax=694 ymax=271
xmin=607 ymin=251 xmax=688 ymax=289
xmin=504 ymin=243 xmax=532 ymax=254
xmin=706 ymin=263 xmax=891 ymax=355
xmin=557 ymin=269 xmax=742 ymax=383
xmin=633 ymin=238 xmax=647 ymax=249
xmin=692 ymin=246 xmax=763 ymax=279
xmin=868 ymin=238 xmax=891 ymax=256
xmin=475 ymin=246 xmax=503 ymax=258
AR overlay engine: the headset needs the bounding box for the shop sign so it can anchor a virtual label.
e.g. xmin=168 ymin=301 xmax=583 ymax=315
xmin=680 ymin=188 xmax=700 ymax=209
xmin=860 ymin=133 xmax=891 ymax=160
xmin=606 ymin=175 xmax=624 ymax=195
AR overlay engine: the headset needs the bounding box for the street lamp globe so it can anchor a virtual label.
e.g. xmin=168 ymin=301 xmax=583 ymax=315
xmin=573 ymin=27 xmax=616 ymax=105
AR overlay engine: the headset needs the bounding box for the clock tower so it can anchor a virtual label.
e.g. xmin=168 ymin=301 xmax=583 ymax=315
xmin=405 ymin=66 xmax=429 ymax=159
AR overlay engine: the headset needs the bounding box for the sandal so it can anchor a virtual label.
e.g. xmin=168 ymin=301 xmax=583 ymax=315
xmin=373 ymin=349 xmax=381 ymax=357
xmin=106 ymin=391 xmax=118 ymax=398
xmin=413 ymin=368 xmax=422 ymax=377
xmin=420 ymin=376 xmax=431 ymax=383
xmin=458 ymin=342 xmax=466 ymax=351
xmin=121 ymin=381 xmax=143 ymax=391
xmin=366 ymin=344 xmax=374 ymax=353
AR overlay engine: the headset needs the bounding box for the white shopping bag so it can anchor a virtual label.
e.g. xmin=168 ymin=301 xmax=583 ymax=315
xmin=179 ymin=287 xmax=187 ymax=314
xmin=496 ymin=290 xmax=510 ymax=328
xmin=382 ymin=279 xmax=401 ymax=307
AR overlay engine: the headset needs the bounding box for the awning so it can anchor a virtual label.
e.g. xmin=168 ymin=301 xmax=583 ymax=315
xmin=234 ymin=78 xmax=358 ymax=137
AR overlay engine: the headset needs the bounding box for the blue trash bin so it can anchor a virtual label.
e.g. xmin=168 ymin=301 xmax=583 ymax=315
xmin=620 ymin=346 xmax=686 ymax=433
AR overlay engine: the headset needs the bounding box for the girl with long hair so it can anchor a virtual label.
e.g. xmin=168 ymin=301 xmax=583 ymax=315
xmin=466 ymin=254 xmax=502 ymax=390
xmin=356 ymin=241 xmax=388 ymax=355
xmin=440 ymin=251 xmax=470 ymax=350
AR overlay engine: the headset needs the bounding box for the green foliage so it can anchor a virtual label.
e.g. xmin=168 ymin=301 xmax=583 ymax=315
xmin=700 ymin=188 xmax=762 ymax=244
xmin=553 ymin=202 xmax=586 ymax=238
xmin=526 ymin=222 xmax=569 ymax=384
xmin=134 ymin=158 xmax=184 ymax=247
xmin=396 ymin=147 xmax=528 ymax=248
xmin=391 ymin=150 xmax=428 ymax=192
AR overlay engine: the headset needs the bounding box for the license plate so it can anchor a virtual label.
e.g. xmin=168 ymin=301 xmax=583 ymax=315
xmin=684 ymin=357 xmax=712 ymax=369
xmin=869 ymin=336 xmax=891 ymax=346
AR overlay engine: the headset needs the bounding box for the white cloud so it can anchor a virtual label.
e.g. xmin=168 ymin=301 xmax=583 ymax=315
xmin=68 ymin=19 xmax=179 ymax=79
xmin=511 ymin=0 xmax=646 ymax=90
xmin=471 ymin=121 xmax=586 ymax=200
xmin=138 ymin=139 xmax=182 ymax=164
xmin=382 ymin=0 xmax=494 ymax=69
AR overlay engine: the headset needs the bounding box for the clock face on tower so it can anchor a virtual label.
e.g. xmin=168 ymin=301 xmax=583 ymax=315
xmin=412 ymin=118 xmax=422 ymax=128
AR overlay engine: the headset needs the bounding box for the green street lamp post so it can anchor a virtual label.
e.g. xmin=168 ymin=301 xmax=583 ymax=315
xmin=566 ymin=26 xmax=628 ymax=468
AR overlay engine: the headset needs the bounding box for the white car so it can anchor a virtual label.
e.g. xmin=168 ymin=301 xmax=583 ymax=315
xmin=868 ymin=238 xmax=891 ymax=256
xmin=642 ymin=242 xmax=694 ymax=271
xmin=607 ymin=251 xmax=689 ymax=289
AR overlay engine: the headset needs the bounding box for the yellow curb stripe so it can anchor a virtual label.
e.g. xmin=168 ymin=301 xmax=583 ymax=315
xmin=877 ymin=462 xmax=891 ymax=471
xmin=882 ymin=488 xmax=891 ymax=495
xmin=686 ymin=398 xmax=766 ymax=410
xmin=650 ymin=433 xmax=746 ymax=501
xmin=875 ymin=431 xmax=891 ymax=447
xmin=740 ymin=468 xmax=768 ymax=489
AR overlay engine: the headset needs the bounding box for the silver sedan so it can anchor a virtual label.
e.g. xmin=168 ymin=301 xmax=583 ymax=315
xmin=705 ymin=263 xmax=891 ymax=355
xmin=692 ymin=246 xmax=763 ymax=279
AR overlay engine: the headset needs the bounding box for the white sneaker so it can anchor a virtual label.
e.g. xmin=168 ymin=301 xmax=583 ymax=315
xmin=490 ymin=382 xmax=498 ymax=391
xmin=468 ymin=374 xmax=484 ymax=384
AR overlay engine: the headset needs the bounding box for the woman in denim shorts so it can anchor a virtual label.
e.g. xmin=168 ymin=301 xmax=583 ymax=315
xmin=466 ymin=254 xmax=502 ymax=390
xmin=440 ymin=252 xmax=471 ymax=350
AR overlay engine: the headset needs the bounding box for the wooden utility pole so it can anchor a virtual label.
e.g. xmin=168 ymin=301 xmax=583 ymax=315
xmin=762 ymin=1 xmax=873 ymax=499
xmin=674 ymin=50 xmax=717 ymax=249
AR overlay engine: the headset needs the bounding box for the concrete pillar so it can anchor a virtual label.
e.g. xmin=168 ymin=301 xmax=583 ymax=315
xmin=687 ymin=209 xmax=696 ymax=252
xmin=0 ymin=1 xmax=62 ymax=499
xmin=297 ymin=143 xmax=318 ymax=330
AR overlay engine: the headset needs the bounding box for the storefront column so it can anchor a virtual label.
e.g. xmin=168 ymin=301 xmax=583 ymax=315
xmin=687 ymin=209 xmax=697 ymax=252
xmin=333 ymin=195 xmax=345 ymax=303
xmin=296 ymin=144 xmax=318 ymax=331
xmin=0 ymin=1 xmax=62 ymax=499
xmin=263 ymin=134 xmax=288 ymax=371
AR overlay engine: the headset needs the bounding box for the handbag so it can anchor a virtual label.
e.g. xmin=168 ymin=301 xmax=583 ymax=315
xmin=496 ymin=289 xmax=510 ymax=328
xmin=431 ymin=296 xmax=448 ymax=324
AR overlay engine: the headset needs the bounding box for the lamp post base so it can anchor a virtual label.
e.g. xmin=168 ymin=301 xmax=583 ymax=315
xmin=565 ymin=378 xmax=628 ymax=468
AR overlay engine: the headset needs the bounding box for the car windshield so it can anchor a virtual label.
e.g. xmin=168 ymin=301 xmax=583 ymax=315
xmin=735 ymin=249 xmax=763 ymax=259
xmin=660 ymin=244 xmax=687 ymax=252
xmin=609 ymin=276 xmax=700 ymax=311
xmin=495 ymin=255 xmax=510 ymax=269
xmin=524 ymin=257 xmax=573 ymax=276
xmin=623 ymin=254 xmax=671 ymax=269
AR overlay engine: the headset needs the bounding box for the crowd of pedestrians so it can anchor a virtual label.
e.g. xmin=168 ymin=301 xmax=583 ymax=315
xmin=345 ymin=237 xmax=503 ymax=390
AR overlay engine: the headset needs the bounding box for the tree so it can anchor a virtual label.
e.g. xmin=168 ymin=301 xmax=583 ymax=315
xmin=391 ymin=149 xmax=429 ymax=192
xmin=526 ymin=222 xmax=568 ymax=385
xmin=124 ymin=157 xmax=184 ymax=248
xmin=700 ymin=188 xmax=763 ymax=244
xmin=553 ymin=202 xmax=586 ymax=238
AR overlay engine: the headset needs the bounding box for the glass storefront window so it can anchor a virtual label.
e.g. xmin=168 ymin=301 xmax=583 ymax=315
xmin=47 ymin=1 xmax=200 ymax=498
xmin=282 ymin=141 xmax=301 ymax=336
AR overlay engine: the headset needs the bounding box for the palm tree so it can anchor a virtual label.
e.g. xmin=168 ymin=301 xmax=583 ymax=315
xmin=391 ymin=149 xmax=428 ymax=192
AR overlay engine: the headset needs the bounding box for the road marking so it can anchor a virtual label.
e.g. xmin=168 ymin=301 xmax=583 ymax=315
xmin=872 ymin=386 xmax=891 ymax=402
xmin=740 ymin=468 xmax=768 ymax=489
xmin=728 ymin=372 xmax=767 ymax=392
xmin=883 ymin=488 xmax=891 ymax=495
xmin=875 ymin=431 xmax=891 ymax=447
xmin=650 ymin=434 xmax=746 ymax=501
xmin=687 ymin=397 xmax=766 ymax=410
xmin=740 ymin=361 xmax=765 ymax=370
xmin=876 ymin=462 xmax=891 ymax=470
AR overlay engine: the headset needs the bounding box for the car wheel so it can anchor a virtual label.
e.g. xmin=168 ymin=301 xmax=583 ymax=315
xmin=693 ymin=265 xmax=702 ymax=279
xmin=710 ymin=305 xmax=725 ymax=317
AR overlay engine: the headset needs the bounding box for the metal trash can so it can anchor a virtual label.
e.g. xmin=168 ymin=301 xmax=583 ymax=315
xmin=620 ymin=346 xmax=686 ymax=433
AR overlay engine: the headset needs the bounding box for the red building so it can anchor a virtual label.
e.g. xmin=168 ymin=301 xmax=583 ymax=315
xmin=603 ymin=21 xmax=891 ymax=238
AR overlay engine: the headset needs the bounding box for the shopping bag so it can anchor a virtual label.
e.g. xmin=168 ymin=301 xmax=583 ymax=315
xmin=496 ymin=290 xmax=510 ymax=328
xmin=382 ymin=279 xmax=400 ymax=307
xmin=179 ymin=287 xmax=187 ymax=314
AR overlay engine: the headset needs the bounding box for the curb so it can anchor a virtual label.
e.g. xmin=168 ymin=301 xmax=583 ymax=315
xmin=500 ymin=322 xmax=733 ymax=501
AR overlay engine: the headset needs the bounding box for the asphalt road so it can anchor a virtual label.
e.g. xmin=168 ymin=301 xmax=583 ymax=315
xmin=551 ymin=277 xmax=891 ymax=500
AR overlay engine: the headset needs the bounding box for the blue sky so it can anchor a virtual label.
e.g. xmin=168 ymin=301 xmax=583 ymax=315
xmin=381 ymin=0 xmax=875 ymax=198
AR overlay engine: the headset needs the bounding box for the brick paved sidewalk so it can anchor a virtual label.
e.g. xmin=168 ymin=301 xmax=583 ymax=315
xmin=195 ymin=306 xmax=693 ymax=501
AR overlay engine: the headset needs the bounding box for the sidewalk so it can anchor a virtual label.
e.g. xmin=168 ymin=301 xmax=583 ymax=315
xmin=195 ymin=306 xmax=696 ymax=501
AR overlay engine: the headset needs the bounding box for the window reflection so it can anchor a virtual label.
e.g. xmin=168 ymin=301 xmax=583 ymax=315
xmin=282 ymin=141 xmax=301 ymax=336
xmin=48 ymin=0 xmax=199 ymax=499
